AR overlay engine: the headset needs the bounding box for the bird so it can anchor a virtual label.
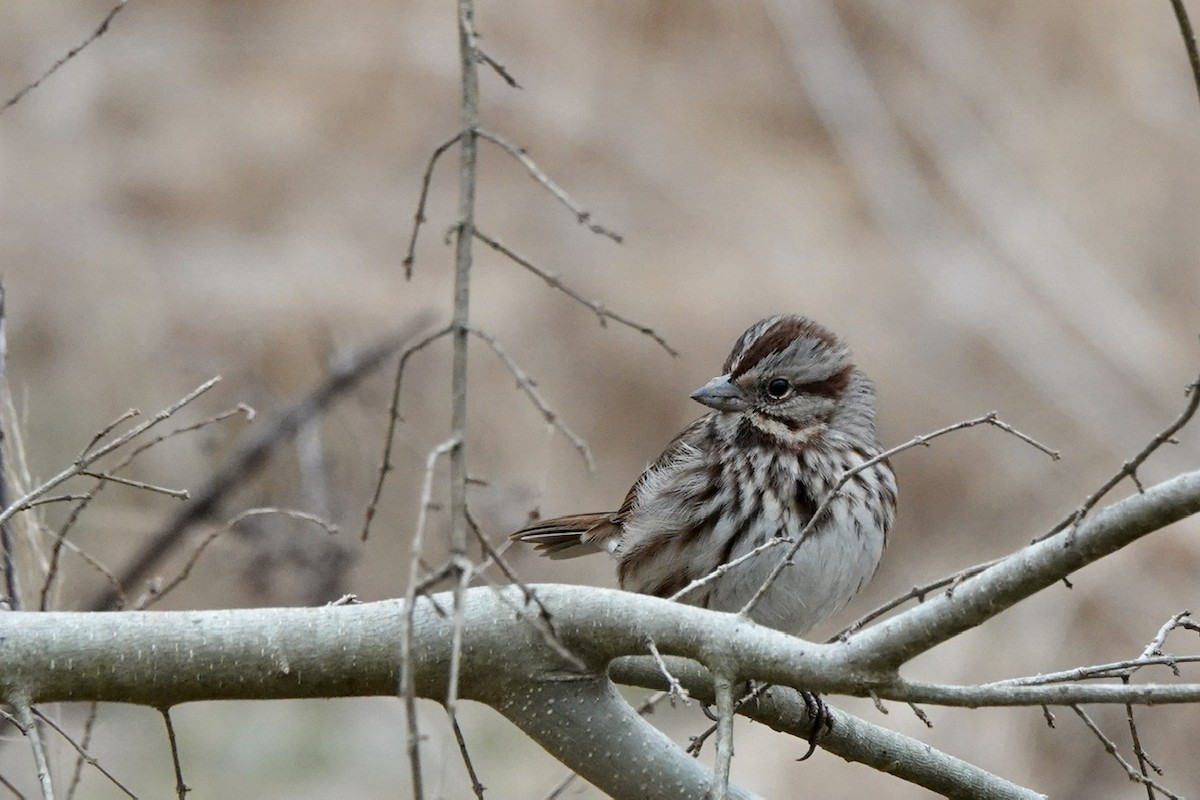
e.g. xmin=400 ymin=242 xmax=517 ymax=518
xmin=511 ymin=313 xmax=896 ymax=638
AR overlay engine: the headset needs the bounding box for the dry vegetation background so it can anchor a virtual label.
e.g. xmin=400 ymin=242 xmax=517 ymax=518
xmin=2 ymin=1 xmax=1200 ymax=798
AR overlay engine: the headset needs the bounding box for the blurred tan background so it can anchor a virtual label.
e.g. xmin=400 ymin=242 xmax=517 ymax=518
xmin=3 ymin=0 xmax=1200 ymax=797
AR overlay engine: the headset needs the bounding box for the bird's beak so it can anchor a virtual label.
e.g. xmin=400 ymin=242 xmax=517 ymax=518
xmin=690 ymin=374 xmax=748 ymax=412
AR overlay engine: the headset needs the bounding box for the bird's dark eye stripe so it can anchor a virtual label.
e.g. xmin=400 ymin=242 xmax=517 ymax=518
xmin=797 ymin=367 xmax=853 ymax=398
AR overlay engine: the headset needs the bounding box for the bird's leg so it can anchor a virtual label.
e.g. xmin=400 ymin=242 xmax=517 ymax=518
xmin=798 ymin=690 xmax=834 ymax=761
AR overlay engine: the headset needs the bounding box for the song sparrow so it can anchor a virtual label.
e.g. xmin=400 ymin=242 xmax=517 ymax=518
xmin=511 ymin=314 xmax=897 ymax=638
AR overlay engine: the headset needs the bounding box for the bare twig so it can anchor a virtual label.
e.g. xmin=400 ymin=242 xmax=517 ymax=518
xmin=1170 ymin=0 xmax=1200 ymax=108
xmin=41 ymin=404 xmax=253 ymax=610
xmin=2 ymin=378 xmax=219 ymax=541
xmin=468 ymin=326 xmax=593 ymax=471
xmin=78 ymin=471 xmax=188 ymax=500
xmin=711 ymin=674 xmax=736 ymax=800
xmin=0 ymin=283 xmax=19 ymax=611
xmin=14 ymin=703 xmax=53 ymax=800
xmin=160 ymin=708 xmax=188 ymax=800
xmin=64 ymin=704 xmax=99 ymax=800
xmin=645 ymin=636 xmax=689 ymax=704
xmin=473 ymin=228 xmax=678 ymax=356
xmin=834 ymin=563 xmax=995 ymax=640
xmin=475 ymin=50 xmax=521 ymax=88
xmin=0 ymin=771 xmax=27 ymax=799
xmin=1122 ymin=676 xmax=1160 ymax=800
xmin=135 ymin=508 xmax=336 ymax=610
xmin=403 ymin=136 xmax=463 ymax=277
xmin=446 ymin=707 xmax=486 ymax=799
xmin=744 ymin=413 xmax=1056 ymax=619
xmin=1 ymin=1 xmax=130 ymax=115
xmin=31 ymin=709 xmax=136 ymax=799
xmin=477 ymin=129 xmax=621 ymax=242
xmin=669 ymin=535 xmax=795 ymax=604
xmin=464 ymin=508 xmax=586 ymax=670
xmin=1070 ymin=706 xmax=1180 ymax=799
xmin=89 ymin=322 xmax=429 ymax=610
xmin=360 ymin=326 xmax=451 ymax=541
xmin=1037 ymin=378 xmax=1200 ymax=544
xmin=400 ymin=436 xmax=460 ymax=800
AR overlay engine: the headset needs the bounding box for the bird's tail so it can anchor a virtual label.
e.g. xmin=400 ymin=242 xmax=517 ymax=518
xmin=510 ymin=513 xmax=618 ymax=559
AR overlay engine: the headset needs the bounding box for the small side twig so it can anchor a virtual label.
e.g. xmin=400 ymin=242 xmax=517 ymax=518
xmin=31 ymin=709 xmax=136 ymax=799
xmin=446 ymin=707 xmax=486 ymax=800
xmin=64 ymin=703 xmax=99 ymax=800
xmin=468 ymin=326 xmax=593 ymax=471
xmin=134 ymin=508 xmax=337 ymax=610
xmin=645 ymin=636 xmax=689 ymax=704
xmin=744 ymin=413 xmax=1056 ymax=619
xmin=1037 ymin=377 xmax=1200 ymax=544
xmin=361 ymin=325 xmax=451 ymax=541
xmin=473 ymin=228 xmax=677 ymax=356
xmin=160 ymin=708 xmax=189 ymax=800
xmin=1 ymin=1 xmax=130 ymax=115
xmin=404 ymin=136 xmax=463 ymax=277
xmin=78 ymin=471 xmax=188 ymax=500
xmin=1071 ymin=705 xmax=1180 ymax=799
xmin=477 ymin=129 xmax=621 ymax=242
xmin=399 ymin=436 xmax=460 ymax=800
xmin=89 ymin=320 xmax=430 ymax=610
xmin=710 ymin=674 xmax=736 ymax=800
xmin=14 ymin=703 xmax=53 ymax=800
xmin=1170 ymin=0 xmax=1200 ymax=108
xmin=475 ymin=50 xmax=520 ymax=88
xmin=41 ymin=404 xmax=253 ymax=610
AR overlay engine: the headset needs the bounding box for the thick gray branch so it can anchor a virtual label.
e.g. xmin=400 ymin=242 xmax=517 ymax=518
xmin=842 ymin=469 xmax=1200 ymax=669
xmin=0 ymin=588 xmax=1033 ymax=798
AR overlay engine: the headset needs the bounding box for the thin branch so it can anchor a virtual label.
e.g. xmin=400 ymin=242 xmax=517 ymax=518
xmin=1 ymin=1 xmax=130 ymax=115
xmin=400 ymin=436 xmax=460 ymax=800
xmin=477 ymin=129 xmax=621 ymax=242
xmin=833 ymin=563 xmax=994 ymax=640
xmin=360 ymin=325 xmax=451 ymax=541
xmin=78 ymin=471 xmax=189 ymax=500
xmin=669 ymin=535 xmax=794 ymax=604
xmin=1170 ymin=0 xmax=1200 ymax=108
xmin=464 ymin=509 xmax=586 ymax=670
xmin=446 ymin=707 xmax=486 ymax=799
xmin=473 ymin=228 xmax=678 ymax=356
xmin=1143 ymin=610 xmax=1197 ymax=659
xmin=467 ymin=326 xmax=593 ymax=471
xmin=710 ymin=674 xmax=736 ymax=800
xmin=89 ymin=321 xmax=430 ymax=610
xmin=160 ymin=709 xmax=188 ymax=800
xmin=0 ymin=283 xmax=19 ymax=611
xmin=0 ymin=771 xmax=27 ymax=800
xmin=14 ymin=703 xmax=53 ymax=800
xmin=1070 ymin=706 xmax=1180 ymax=799
xmin=645 ymin=636 xmax=689 ymax=703
xmin=1037 ymin=377 xmax=1200 ymax=544
xmin=135 ymin=508 xmax=336 ymax=610
xmin=403 ymin=135 xmax=463 ymax=277
xmin=31 ymin=709 xmax=136 ymax=799
xmin=743 ymin=413 xmax=1056 ymax=619
xmin=64 ymin=704 xmax=98 ymax=800
xmin=475 ymin=50 xmax=521 ymax=88
xmin=43 ymin=404 xmax=257 ymax=610
xmin=1 ymin=377 xmax=218 ymax=534
xmin=1122 ymin=676 xmax=1160 ymax=800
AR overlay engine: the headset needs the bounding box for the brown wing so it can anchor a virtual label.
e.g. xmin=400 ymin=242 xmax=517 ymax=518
xmin=511 ymin=415 xmax=714 ymax=560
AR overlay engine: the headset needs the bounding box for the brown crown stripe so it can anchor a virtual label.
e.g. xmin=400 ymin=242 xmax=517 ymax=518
xmin=730 ymin=316 xmax=841 ymax=379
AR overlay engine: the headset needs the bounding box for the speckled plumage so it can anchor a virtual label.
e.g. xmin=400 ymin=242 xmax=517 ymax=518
xmin=512 ymin=314 xmax=896 ymax=636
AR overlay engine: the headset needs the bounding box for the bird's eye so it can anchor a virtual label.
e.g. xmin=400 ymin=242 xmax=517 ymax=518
xmin=766 ymin=378 xmax=792 ymax=399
